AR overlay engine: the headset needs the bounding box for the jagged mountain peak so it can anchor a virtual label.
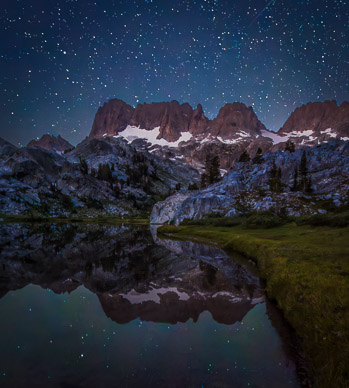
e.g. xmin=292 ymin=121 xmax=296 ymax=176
xmin=86 ymin=98 xmax=349 ymax=170
xmin=278 ymin=100 xmax=349 ymax=137
xmin=208 ymin=102 xmax=266 ymax=140
xmin=0 ymin=137 xmax=16 ymax=148
xmin=128 ymin=99 xmax=197 ymax=142
xmin=90 ymin=99 xmax=135 ymax=139
xmin=88 ymin=98 xmax=266 ymax=143
xmin=27 ymin=134 xmax=73 ymax=154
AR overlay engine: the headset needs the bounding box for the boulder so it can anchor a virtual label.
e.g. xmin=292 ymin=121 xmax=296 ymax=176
xmin=150 ymin=193 xmax=189 ymax=224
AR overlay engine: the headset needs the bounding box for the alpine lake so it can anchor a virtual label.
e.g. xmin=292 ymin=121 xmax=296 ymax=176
xmin=0 ymin=222 xmax=305 ymax=387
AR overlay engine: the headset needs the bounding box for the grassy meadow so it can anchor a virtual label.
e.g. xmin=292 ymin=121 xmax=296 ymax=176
xmin=158 ymin=220 xmax=349 ymax=387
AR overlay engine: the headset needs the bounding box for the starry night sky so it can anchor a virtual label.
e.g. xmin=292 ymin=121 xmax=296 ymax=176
xmin=1 ymin=0 xmax=348 ymax=146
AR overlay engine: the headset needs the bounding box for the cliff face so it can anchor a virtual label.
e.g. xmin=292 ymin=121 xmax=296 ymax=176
xmin=89 ymin=99 xmax=264 ymax=142
xmin=208 ymin=103 xmax=266 ymax=140
xmin=27 ymin=134 xmax=73 ymax=153
xmin=130 ymin=101 xmax=196 ymax=142
xmin=87 ymin=99 xmax=274 ymax=169
xmin=90 ymin=99 xmax=135 ymax=138
xmin=27 ymin=100 xmax=348 ymax=168
xmin=188 ymin=104 xmax=210 ymax=135
xmin=87 ymin=98 xmax=349 ymax=171
xmin=276 ymin=100 xmax=349 ymax=143
xmin=90 ymin=100 xmax=211 ymax=142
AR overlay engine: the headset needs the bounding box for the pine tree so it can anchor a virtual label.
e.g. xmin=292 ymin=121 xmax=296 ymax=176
xmin=97 ymin=163 xmax=113 ymax=182
xmin=209 ymin=155 xmax=220 ymax=184
xmin=202 ymin=155 xmax=221 ymax=186
xmin=292 ymin=165 xmax=298 ymax=191
xmin=269 ymin=160 xmax=277 ymax=179
xmin=113 ymin=183 xmax=120 ymax=198
xmin=188 ymin=182 xmax=199 ymax=190
xmin=305 ymin=177 xmax=313 ymax=193
xmin=299 ymin=151 xmax=308 ymax=191
xmin=276 ymin=167 xmax=282 ymax=192
xmin=268 ymin=160 xmax=282 ymax=192
xmin=204 ymin=155 xmax=211 ymax=176
xmin=201 ymin=155 xmax=211 ymax=188
xmin=200 ymin=173 xmax=208 ymax=189
xmin=252 ymin=148 xmax=263 ymax=164
xmin=238 ymin=150 xmax=250 ymax=163
xmin=79 ymin=157 xmax=88 ymax=175
xmin=285 ymin=140 xmax=295 ymax=152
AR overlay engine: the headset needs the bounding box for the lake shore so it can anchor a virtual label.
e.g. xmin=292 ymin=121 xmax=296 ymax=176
xmin=0 ymin=214 xmax=149 ymax=225
xmin=157 ymin=223 xmax=349 ymax=388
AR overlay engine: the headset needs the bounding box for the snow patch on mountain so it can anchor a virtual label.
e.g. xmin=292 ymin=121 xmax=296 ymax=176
xmin=237 ymin=131 xmax=251 ymax=138
xmin=261 ymin=130 xmax=288 ymax=144
xmin=261 ymin=129 xmax=323 ymax=145
xmin=217 ymin=137 xmax=239 ymax=145
xmin=200 ymin=136 xmax=213 ymax=144
xmin=321 ymin=128 xmax=336 ymax=138
xmin=115 ymin=125 xmax=193 ymax=147
xmin=288 ymin=129 xmax=314 ymax=137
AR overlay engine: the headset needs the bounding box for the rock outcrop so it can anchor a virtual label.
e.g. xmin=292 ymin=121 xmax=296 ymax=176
xmin=150 ymin=141 xmax=349 ymax=225
xmin=129 ymin=101 xmax=199 ymax=142
xmin=27 ymin=134 xmax=73 ymax=153
xmin=279 ymin=100 xmax=349 ymax=136
xmin=88 ymin=98 xmax=270 ymax=161
xmin=272 ymin=100 xmax=349 ymax=149
xmin=89 ymin=99 xmax=269 ymax=144
xmin=208 ymin=102 xmax=266 ymax=140
xmin=0 ymin=136 xmax=199 ymax=217
xmin=188 ymin=104 xmax=210 ymax=134
xmin=150 ymin=193 xmax=190 ymax=224
xmin=90 ymin=99 xmax=210 ymax=142
xmin=90 ymin=99 xmax=135 ymax=138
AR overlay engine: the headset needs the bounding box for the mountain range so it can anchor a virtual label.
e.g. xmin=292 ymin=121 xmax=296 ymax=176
xmin=31 ymin=99 xmax=349 ymax=170
xmin=0 ymin=98 xmax=348 ymax=219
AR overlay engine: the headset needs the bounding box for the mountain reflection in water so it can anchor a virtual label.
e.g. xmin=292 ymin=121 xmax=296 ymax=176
xmin=0 ymin=223 xmax=263 ymax=325
xmin=0 ymin=223 xmax=301 ymax=388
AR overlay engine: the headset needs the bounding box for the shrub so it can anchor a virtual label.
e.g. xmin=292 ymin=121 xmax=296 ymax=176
xmin=296 ymin=212 xmax=349 ymax=227
xmin=244 ymin=212 xmax=285 ymax=229
xmin=61 ymin=194 xmax=74 ymax=210
xmin=83 ymin=195 xmax=103 ymax=210
xmin=188 ymin=182 xmax=199 ymax=191
xmin=181 ymin=215 xmax=244 ymax=227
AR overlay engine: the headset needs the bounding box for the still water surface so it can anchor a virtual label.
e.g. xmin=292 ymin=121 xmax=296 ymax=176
xmin=0 ymin=223 xmax=301 ymax=387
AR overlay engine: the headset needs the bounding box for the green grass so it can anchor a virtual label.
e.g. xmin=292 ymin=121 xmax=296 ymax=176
xmin=158 ymin=223 xmax=349 ymax=388
xmin=181 ymin=210 xmax=349 ymax=228
xmin=0 ymin=214 xmax=149 ymax=225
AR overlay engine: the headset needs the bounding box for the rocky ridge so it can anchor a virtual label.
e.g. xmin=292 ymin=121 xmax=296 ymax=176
xmin=150 ymin=141 xmax=349 ymax=225
xmin=279 ymin=100 xmax=349 ymax=138
xmin=0 ymin=136 xmax=199 ymax=217
xmin=3 ymin=98 xmax=349 ymax=218
xmin=88 ymin=98 xmax=349 ymax=170
xmin=27 ymin=134 xmax=73 ymax=154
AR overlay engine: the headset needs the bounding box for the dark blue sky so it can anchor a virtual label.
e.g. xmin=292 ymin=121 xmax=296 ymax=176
xmin=1 ymin=0 xmax=348 ymax=146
